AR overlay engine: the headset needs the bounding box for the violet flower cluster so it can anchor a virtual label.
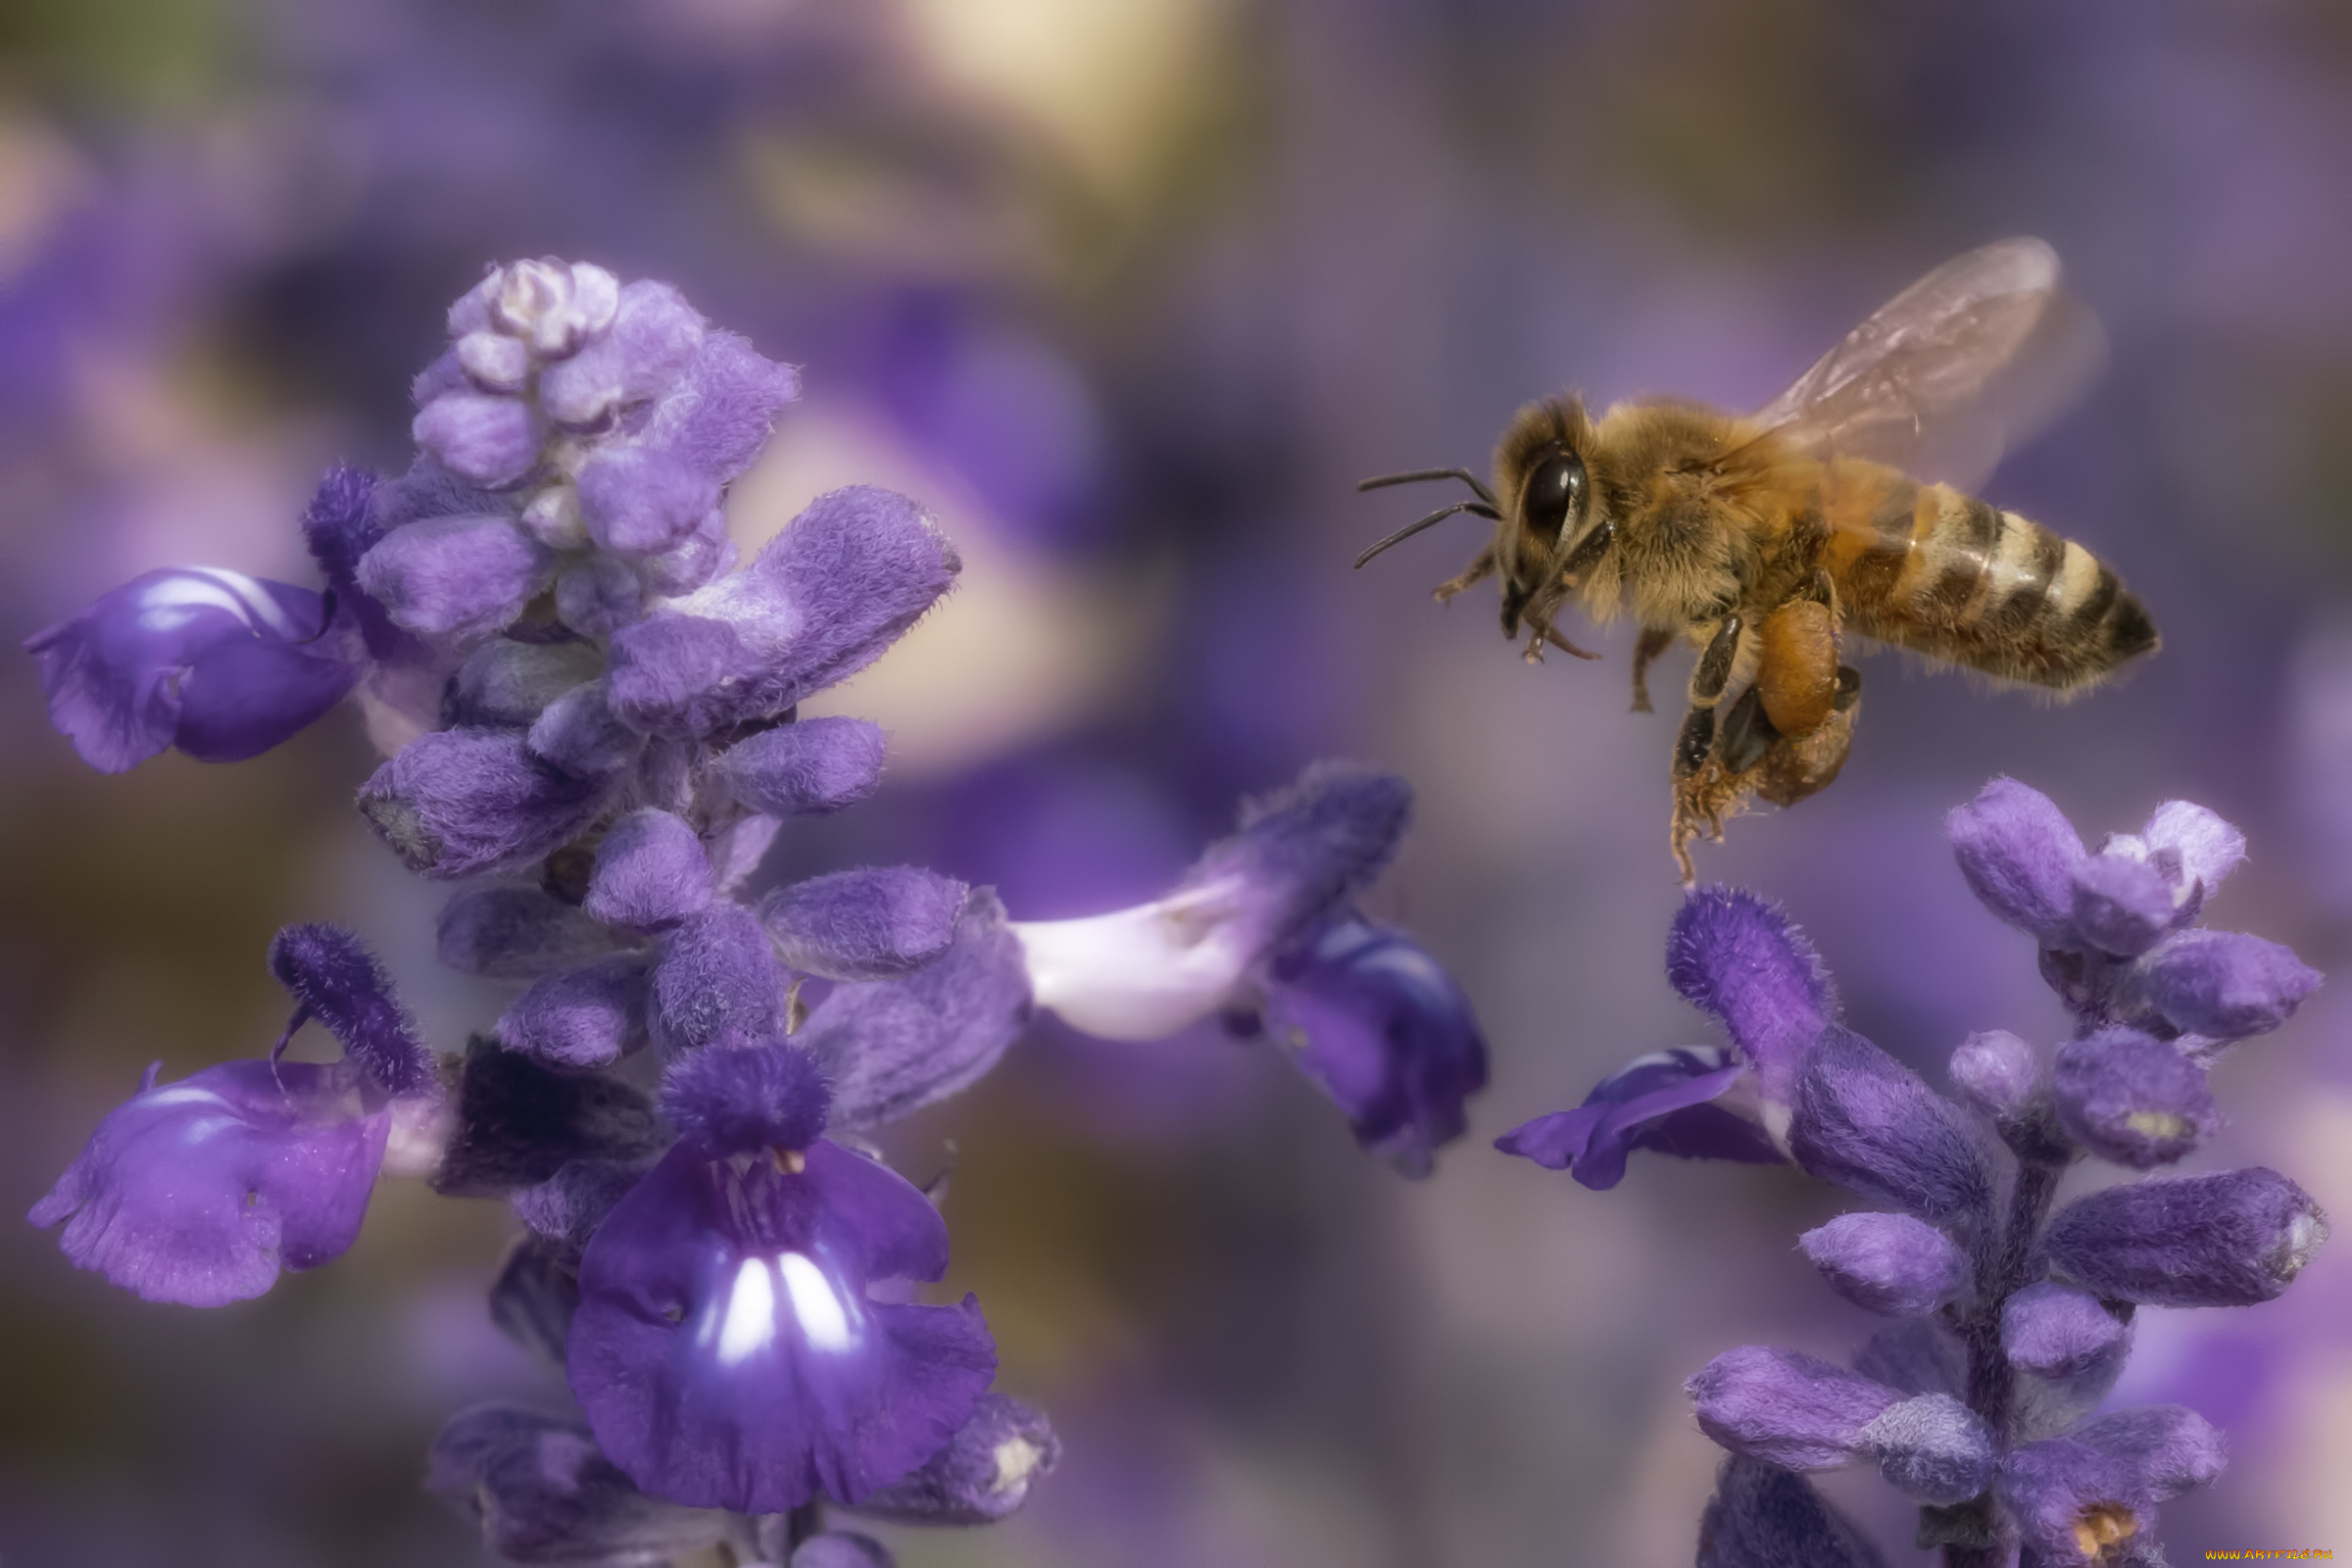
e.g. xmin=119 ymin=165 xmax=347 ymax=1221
xmin=1500 ymin=779 xmax=2327 ymax=1567
xmin=24 ymin=261 xmax=1490 ymax=1565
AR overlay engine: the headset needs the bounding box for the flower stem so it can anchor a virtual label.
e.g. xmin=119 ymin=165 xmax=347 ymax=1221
xmin=1944 ymin=1153 xmax=2063 ymax=1568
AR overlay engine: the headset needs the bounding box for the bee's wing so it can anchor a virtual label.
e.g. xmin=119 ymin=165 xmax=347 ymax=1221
xmin=1751 ymin=237 xmax=2105 ymax=491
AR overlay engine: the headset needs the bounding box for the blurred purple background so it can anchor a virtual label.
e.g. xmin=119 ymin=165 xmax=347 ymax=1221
xmin=5 ymin=0 xmax=2352 ymax=1561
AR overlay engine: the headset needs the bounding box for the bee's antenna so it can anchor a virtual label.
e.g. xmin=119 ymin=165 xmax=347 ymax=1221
xmin=1356 ymin=467 xmax=1498 ymax=507
xmin=1352 ymin=500 xmax=1500 ymax=569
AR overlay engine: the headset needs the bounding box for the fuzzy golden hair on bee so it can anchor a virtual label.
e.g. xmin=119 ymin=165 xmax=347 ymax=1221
xmin=1354 ymin=237 xmax=2158 ymax=883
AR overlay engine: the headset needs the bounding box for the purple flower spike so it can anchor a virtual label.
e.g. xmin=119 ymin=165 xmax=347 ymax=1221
xmin=2042 ymin=1166 xmax=2328 ymax=1307
xmin=798 ymin=891 xmax=1034 ymax=1130
xmin=1015 ymin=763 xmax=1407 ymax=1041
xmin=2002 ymin=1283 xmax=2131 ymax=1381
xmin=649 ymin=906 xmax=786 ymax=1055
xmin=426 ymin=1402 xmax=735 ymax=1566
xmin=29 ymin=1059 xmax=389 ymax=1305
xmin=1695 ymin=1456 xmax=1890 ymax=1568
xmin=357 ymin=514 xmax=552 ymax=644
xmin=711 ymin=716 xmax=891 ymax=817
xmin=660 ymin=1042 xmax=830 ymax=1157
xmin=437 ymin=887 xmax=621 ymax=980
xmin=1788 ymin=1027 xmax=1992 ymax=1224
xmin=360 ymin=729 xmax=612 ymax=879
xmin=1495 ymin=1048 xmax=1783 ymax=1190
xmin=267 ymin=923 xmax=431 ymax=1096
xmin=1687 ymin=1346 xmax=1901 ymax=1470
xmin=793 ymin=1534 xmax=896 ymax=1568
xmin=1948 ymin=777 xmax=2088 ymax=947
xmin=2125 ymin=929 xmax=2320 ymax=1041
xmin=1255 ymin=916 xmax=1488 ymax=1177
xmin=1799 ymin=1212 xmax=1971 ymax=1316
xmin=27 ymin=565 xmax=361 ymax=772
xmin=761 ymin=867 xmax=969 ymax=982
xmin=1857 ymin=1393 xmax=1996 ymax=1505
xmin=2050 ymin=1029 xmax=2218 ymax=1168
xmin=1666 ymin=887 xmax=1835 ymax=1111
xmin=498 ymin=955 xmax=650 ymax=1070
xmin=413 ymin=391 xmax=542 ymax=489
xmin=585 ymin=809 xmax=714 ymax=932
xmin=567 ymin=1134 xmax=997 ymax=1512
xmin=849 ymin=1392 xmax=1059 ymax=1525
xmin=607 ymin=486 xmax=957 ymax=739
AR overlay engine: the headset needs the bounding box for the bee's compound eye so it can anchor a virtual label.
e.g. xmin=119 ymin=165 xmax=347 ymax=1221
xmin=1521 ymin=449 xmax=1585 ymax=546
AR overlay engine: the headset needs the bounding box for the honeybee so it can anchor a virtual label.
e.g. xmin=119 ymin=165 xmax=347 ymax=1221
xmin=1356 ymin=238 xmax=2157 ymax=882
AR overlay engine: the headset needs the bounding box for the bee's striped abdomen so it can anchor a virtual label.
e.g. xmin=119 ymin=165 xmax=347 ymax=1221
xmin=1818 ymin=464 xmax=2157 ymax=691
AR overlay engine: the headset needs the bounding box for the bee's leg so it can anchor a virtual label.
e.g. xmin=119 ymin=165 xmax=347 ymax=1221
xmin=1433 ymin=547 xmax=1496 ymax=604
xmin=1667 ymin=704 xmax=1735 ymax=885
xmin=1755 ymin=593 xmax=1843 ymax=737
xmin=1757 ymin=666 xmax=1860 ymax=808
xmin=1716 ymin=686 xmax=1780 ymax=775
xmin=1630 ymin=626 xmax=1675 ymax=713
xmin=1687 ymin=615 xmax=1745 ymax=707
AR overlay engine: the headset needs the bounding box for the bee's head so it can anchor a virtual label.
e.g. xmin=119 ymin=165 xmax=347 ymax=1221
xmin=1352 ymin=396 xmax=1610 ymax=661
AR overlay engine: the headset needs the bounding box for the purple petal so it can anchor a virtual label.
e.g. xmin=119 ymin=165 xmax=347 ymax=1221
xmin=438 ymin=886 xmax=623 ymax=980
xmin=2139 ymin=800 xmax=2245 ymax=901
xmin=646 ymin=329 xmax=802 ymax=485
xmin=2071 ymin=853 xmax=2176 ymax=957
xmin=661 ymin=1042 xmax=830 ymax=1157
xmin=1686 ymin=1345 xmax=1900 ymax=1470
xmin=426 ymin=1402 xmax=734 ymax=1564
xmin=847 ymin=1392 xmax=1059 ymax=1525
xmin=1257 ymin=916 xmax=1488 ymax=1178
xmin=1946 ymin=776 xmax=2087 ymax=946
xmin=760 ymin=867 xmax=968 ymax=982
xmin=797 ymin=890 xmax=1034 ymax=1130
xmin=711 ymin=716 xmax=890 ymax=817
xmin=498 ymin=955 xmax=651 ymax=1070
xmin=1799 ymin=1212 xmax=1971 ymax=1317
xmin=28 ymin=1059 xmax=387 ymax=1306
xmin=578 ymin=447 xmax=720 ymax=557
xmin=1856 ymin=1393 xmax=1995 ymax=1506
xmin=359 ymin=729 xmax=612 ymax=879
xmin=266 ymin=923 xmax=430 ymax=1096
xmin=1187 ymin=761 xmax=1410 ymax=953
xmin=431 ymin=1039 xmax=664 ymax=1199
xmin=585 ymin=809 xmax=715 ymax=931
xmin=413 ymin=391 xmax=542 ymax=488
xmin=1665 ymin=886 xmax=1834 ymax=1108
xmin=567 ymin=1140 xmax=995 ymax=1512
xmin=2125 ymin=928 xmax=2321 ymax=1041
xmin=2043 ymin=1165 xmax=2328 ymax=1307
xmin=357 ymin=514 xmax=553 ymax=644
xmin=2050 ymin=1028 xmax=2217 ymax=1168
xmin=1788 ymin=1027 xmax=1991 ymax=1224
xmin=25 ymin=566 xmax=357 ymax=772
xmin=606 ymin=486 xmax=956 ymax=738
xmin=1495 ymin=1048 xmax=1778 ymax=1191
xmin=649 ymin=906 xmax=786 ymax=1056
xmin=1695 ymin=1456 xmax=1890 ymax=1568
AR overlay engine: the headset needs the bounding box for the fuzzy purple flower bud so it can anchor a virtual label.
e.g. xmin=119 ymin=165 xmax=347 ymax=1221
xmin=2043 ymin=1166 xmax=2328 ymax=1306
xmin=849 ymin=1393 xmax=1059 ymax=1525
xmin=357 ymin=514 xmax=552 ymax=644
xmin=537 ymin=279 xmax=707 ymax=428
xmin=2002 ymin=1283 xmax=2131 ymax=1380
xmin=1695 ymin=1456 xmax=1890 ymax=1568
xmin=26 ymin=566 xmax=362 ymax=772
xmin=497 ymin=955 xmax=650 ymax=1070
xmin=1788 ymin=1027 xmax=1992 ymax=1224
xmin=267 ymin=922 xmax=431 ymax=1095
xmin=555 ymin=556 xmax=644 ymax=639
xmin=1799 ymin=1212 xmax=1971 ymax=1316
xmin=444 ymin=639 xmax=603 ymax=729
xmin=1856 ymin=1392 xmax=1996 ymax=1505
xmin=584 ymin=809 xmax=714 ymax=931
xmin=2070 ymin=852 xmax=2176 ymax=957
xmin=526 ymin=682 xmax=643 ymax=779
xmin=577 ymin=447 xmax=720 ymax=558
xmin=711 ymin=716 xmax=890 ymax=817
xmin=1947 ymin=1029 xmax=2040 ymax=1122
xmin=649 ymin=329 xmax=802 ymax=484
xmin=661 ymin=1041 xmax=830 ymax=1157
xmin=412 ymin=392 xmax=542 ymax=489
xmin=798 ymin=891 xmax=1033 ymax=1130
xmin=1666 ymin=886 xmax=1835 ymax=1114
xmin=761 ymin=867 xmax=968 ymax=981
xmin=2074 ymin=1405 xmax=2228 ymax=1500
xmin=1948 ymin=777 xmax=2087 ymax=947
xmin=1997 ymin=1435 xmax=2149 ymax=1567
xmin=2122 ymin=928 xmax=2320 ymax=1041
xmin=2050 ymin=1028 xmax=2218 ymax=1168
xmin=1687 ymin=1346 xmax=1901 ymax=1470
xmin=360 ymin=729 xmax=612 ymax=879
xmin=649 ymin=906 xmax=786 ymax=1055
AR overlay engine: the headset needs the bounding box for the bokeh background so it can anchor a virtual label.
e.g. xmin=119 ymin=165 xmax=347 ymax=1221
xmin=4 ymin=0 xmax=2351 ymax=1562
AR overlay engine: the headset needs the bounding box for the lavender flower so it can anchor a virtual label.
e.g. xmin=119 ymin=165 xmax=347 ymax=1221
xmin=1504 ymin=781 xmax=2328 ymax=1565
xmin=1010 ymin=761 xmax=1490 ymax=1176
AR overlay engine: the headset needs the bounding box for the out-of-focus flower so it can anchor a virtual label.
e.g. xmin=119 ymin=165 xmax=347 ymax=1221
xmin=28 ymin=923 xmax=433 ymax=1304
xmin=1010 ymin=761 xmax=1489 ymax=1174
